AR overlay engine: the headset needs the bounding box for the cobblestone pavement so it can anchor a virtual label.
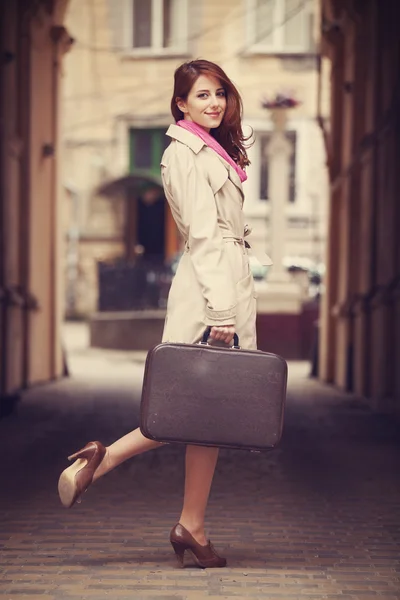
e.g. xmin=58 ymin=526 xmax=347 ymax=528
xmin=0 ymin=324 xmax=399 ymax=600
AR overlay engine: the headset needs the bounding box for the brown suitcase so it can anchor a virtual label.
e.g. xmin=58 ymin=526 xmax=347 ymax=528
xmin=140 ymin=329 xmax=287 ymax=452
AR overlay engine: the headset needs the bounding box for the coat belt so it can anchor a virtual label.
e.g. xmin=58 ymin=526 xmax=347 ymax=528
xmin=184 ymin=232 xmax=273 ymax=266
xmin=184 ymin=234 xmax=246 ymax=251
xmin=222 ymin=235 xmax=246 ymax=245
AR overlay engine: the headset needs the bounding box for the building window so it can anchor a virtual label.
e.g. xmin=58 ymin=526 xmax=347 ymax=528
xmin=129 ymin=128 xmax=170 ymax=175
xmin=246 ymin=0 xmax=313 ymax=53
xmin=127 ymin=0 xmax=188 ymax=55
xmin=259 ymin=131 xmax=297 ymax=202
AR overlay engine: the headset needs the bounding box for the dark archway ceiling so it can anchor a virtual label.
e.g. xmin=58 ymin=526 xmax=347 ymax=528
xmin=96 ymin=171 xmax=163 ymax=198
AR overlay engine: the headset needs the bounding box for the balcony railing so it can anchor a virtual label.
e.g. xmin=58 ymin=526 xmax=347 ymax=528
xmin=97 ymin=258 xmax=173 ymax=312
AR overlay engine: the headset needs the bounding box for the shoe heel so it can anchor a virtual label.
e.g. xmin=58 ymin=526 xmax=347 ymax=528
xmin=170 ymin=541 xmax=186 ymax=566
xmin=67 ymin=441 xmax=105 ymax=463
xmin=68 ymin=449 xmax=85 ymax=461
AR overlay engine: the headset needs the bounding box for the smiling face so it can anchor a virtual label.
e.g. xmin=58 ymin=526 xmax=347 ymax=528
xmin=176 ymin=74 xmax=227 ymax=132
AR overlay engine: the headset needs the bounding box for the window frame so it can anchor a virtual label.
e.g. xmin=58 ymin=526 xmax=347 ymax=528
xmin=123 ymin=0 xmax=189 ymax=57
xmin=244 ymin=119 xmax=323 ymax=224
xmin=245 ymin=0 xmax=313 ymax=55
xmin=129 ymin=127 xmax=169 ymax=177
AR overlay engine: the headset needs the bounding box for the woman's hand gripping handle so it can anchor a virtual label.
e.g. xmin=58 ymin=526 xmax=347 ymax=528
xmin=209 ymin=324 xmax=235 ymax=345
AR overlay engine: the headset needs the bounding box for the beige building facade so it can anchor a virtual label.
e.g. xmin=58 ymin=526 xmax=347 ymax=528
xmin=62 ymin=0 xmax=329 ymax=315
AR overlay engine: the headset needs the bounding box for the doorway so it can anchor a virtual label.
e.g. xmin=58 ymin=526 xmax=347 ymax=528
xmin=126 ymin=184 xmax=166 ymax=262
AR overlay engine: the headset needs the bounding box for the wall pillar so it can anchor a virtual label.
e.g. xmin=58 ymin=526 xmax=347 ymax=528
xmin=318 ymin=13 xmax=345 ymax=383
xmin=25 ymin=7 xmax=72 ymax=385
xmin=0 ymin=2 xmax=27 ymax=414
xmin=352 ymin=0 xmax=377 ymax=398
xmin=367 ymin=1 xmax=398 ymax=412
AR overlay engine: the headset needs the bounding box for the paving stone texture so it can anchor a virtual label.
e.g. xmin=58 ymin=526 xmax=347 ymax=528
xmin=0 ymin=324 xmax=399 ymax=600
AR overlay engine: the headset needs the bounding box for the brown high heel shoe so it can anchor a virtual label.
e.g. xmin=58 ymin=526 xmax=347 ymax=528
xmin=170 ymin=523 xmax=227 ymax=568
xmin=58 ymin=441 xmax=106 ymax=508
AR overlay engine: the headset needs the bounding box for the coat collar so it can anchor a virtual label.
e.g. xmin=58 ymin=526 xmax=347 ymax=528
xmin=213 ymin=153 xmax=244 ymax=195
xmin=166 ymin=124 xmax=244 ymax=197
xmin=166 ymin=124 xmax=205 ymax=154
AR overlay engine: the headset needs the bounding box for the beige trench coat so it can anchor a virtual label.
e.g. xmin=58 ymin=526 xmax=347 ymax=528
xmin=160 ymin=124 xmax=271 ymax=350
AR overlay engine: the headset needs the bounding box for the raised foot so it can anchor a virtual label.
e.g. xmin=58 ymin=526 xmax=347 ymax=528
xmin=58 ymin=441 xmax=106 ymax=508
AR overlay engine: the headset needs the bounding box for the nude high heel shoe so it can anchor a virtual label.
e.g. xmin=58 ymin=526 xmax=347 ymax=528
xmin=58 ymin=441 xmax=106 ymax=508
xmin=170 ymin=523 xmax=227 ymax=568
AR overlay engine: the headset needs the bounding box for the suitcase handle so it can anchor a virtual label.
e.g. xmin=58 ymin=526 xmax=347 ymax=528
xmin=201 ymin=327 xmax=240 ymax=349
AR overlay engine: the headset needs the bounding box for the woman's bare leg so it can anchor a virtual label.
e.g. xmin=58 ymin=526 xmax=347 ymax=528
xmin=178 ymin=445 xmax=219 ymax=545
xmin=93 ymin=433 xmax=219 ymax=545
xmin=93 ymin=427 xmax=163 ymax=481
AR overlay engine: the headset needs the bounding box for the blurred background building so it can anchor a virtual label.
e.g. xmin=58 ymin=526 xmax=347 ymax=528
xmin=2 ymin=0 xmax=399 ymax=417
xmin=62 ymin=0 xmax=329 ymax=318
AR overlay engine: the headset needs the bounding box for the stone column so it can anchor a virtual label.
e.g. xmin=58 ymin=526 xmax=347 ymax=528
xmin=267 ymin=108 xmax=293 ymax=282
xmin=256 ymin=107 xmax=303 ymax=314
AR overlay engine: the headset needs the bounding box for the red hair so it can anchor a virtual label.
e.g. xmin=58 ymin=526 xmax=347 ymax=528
xmin=171 ymin=59 xmax=252 ymax=168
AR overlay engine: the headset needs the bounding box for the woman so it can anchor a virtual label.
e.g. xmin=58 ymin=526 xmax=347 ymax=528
xmin=58 ymin=59 xmax=269 ymax=569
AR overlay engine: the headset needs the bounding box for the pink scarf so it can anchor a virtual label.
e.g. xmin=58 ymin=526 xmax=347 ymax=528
xmin=177 ymin=119 xmax=247 ymax=183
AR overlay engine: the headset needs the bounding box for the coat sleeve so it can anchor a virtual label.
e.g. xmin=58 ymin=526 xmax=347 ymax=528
xmin=162 ymin=144 xmax=237 ymax=326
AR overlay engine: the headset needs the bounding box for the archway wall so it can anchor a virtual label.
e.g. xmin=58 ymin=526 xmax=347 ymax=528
xmin=0 ymin=0 xmax=70 ymax=411
xmin=319 ymin=0 xmax=400 ymax=414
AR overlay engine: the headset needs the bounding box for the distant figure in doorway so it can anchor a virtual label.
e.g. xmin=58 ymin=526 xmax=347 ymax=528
xmin=137 ymin=186 xmax=165 ymax=259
